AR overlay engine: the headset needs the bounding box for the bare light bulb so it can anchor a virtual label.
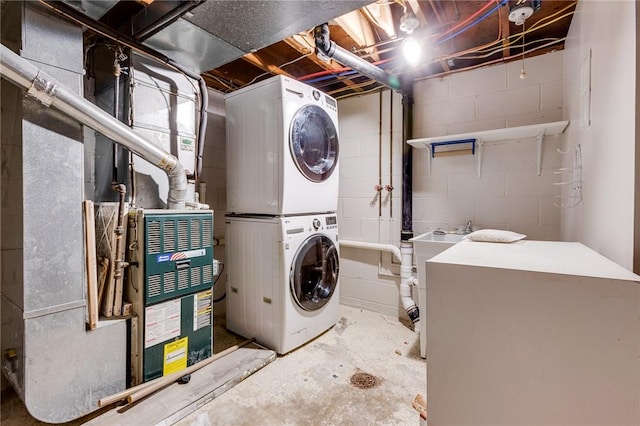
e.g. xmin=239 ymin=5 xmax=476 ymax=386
xmin=402 ymin=36 xmax=422 ymax=67
xmin=519 ymin=20 xmax=527 ymax=80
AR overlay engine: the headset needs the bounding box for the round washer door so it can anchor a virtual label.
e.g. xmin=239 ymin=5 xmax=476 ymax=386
xmin=290 ymin=234 xmax=339 ymax=311
xmin=290 ymin=105 xmax=339 ymax=182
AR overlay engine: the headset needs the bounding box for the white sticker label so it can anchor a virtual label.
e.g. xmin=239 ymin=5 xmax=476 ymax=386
xmin=193 ymin=289 xmax=213 ymax=331
xmin=145 ymin=299 xmax=181 ymax=348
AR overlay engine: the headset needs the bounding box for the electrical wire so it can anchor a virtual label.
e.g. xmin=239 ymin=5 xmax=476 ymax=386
xmin=302 ymin=1 xmax=505 ymax=86
xmin=434 ymin=0 xmax=500 ymax=41
xmin=431 ymin=8 xmax=574 ymax=68
xmin=348 ymin=0 xmax=500 ymax=57
xmin=337 ymin=35 xmax=565 ymax=101
xmin=301 ymin=3 xmax=572 ymax=92
xmin=454 ymin=37 xmax=562 ymax=60
xmin=506 ymin=2 xmax=576 ymax=47
xmin=417 ymin=37 xmax=567 ymax=81
xmin=302 ymin=58 xmax=394 ymax=84
xmin=309 ymin=0 xmax=508 ymax=88
xmin=239 ymin=53 xmax=312 ymax=88
xmin=326 ymin=78 xmax=384 ymax=96
xmin=462 ymin=6 xmax=575 ymax=58
xmin=203 ymin=72 xmax=237 ymax=92
xmin=436 ymin=0 xmax=508 ymax=45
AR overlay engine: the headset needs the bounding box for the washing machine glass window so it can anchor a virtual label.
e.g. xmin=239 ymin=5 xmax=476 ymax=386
xmin=290 ymin=234 xmax=339 ymax=311
xmin=290 ymin=105 xmax=339 ymax=182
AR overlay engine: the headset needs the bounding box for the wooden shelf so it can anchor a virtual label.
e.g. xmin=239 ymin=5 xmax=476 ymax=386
xmin=408 ymin=120 xmax=570 ymax=178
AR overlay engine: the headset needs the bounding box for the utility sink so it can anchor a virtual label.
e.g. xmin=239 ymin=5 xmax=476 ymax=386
xmin=413 ymin=231 xmax=466 ymax=243
xmin=410 ymin=231 xmax=466 ymax=358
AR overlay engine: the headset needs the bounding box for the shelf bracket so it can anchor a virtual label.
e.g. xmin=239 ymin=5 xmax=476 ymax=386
xmin=428 ymin=145 xmax=433 ymax=180
xmin=536 ymin=129 xmax=545 ymax=176
xmin=476 ymin=141 xmax=483 ymax=179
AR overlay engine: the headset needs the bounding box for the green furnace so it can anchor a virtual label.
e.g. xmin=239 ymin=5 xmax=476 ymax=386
xmin=127 ymin=209 xmax=215 ymax=384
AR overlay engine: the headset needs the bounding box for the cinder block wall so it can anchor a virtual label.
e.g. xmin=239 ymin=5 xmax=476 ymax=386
xmin=338 ymin=90 xmax=405 ymax=316
xmin=412 ymin=51 xmax=564 ymax=239
xmin=200 ymin=90 xmax=227 ymax=304
xmin=337 ymin=51 xmax=564 ymax=315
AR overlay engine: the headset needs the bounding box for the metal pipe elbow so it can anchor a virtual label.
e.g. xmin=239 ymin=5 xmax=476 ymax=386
xmin=314 ymin=23 xmax=335 ymax=57
xmin=167 ymin=160 xmax=188 ymax=209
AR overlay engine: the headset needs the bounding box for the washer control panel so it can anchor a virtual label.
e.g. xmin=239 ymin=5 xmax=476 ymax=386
xmin=282 ymin=214 xmax=338 ymax=235
xmin=325 ymin=215 xmax=338 ymax=230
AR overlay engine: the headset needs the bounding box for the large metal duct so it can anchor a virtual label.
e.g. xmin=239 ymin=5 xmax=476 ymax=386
xmin=0 ymin=3 xmax=126 ymax=422
xmin=0 ymin=44 xmax=188 ymax=209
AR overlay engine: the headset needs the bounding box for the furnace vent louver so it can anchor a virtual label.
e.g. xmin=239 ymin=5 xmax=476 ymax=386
xmin=203 ymin=264 xmax=213 ymax=284
xmin=148 ymin=221 xmax=162 ymax=254
xmin=164 ymin=221 xmax=175 ymax=252
xmin=143 ymin=213 xmax=215 ymax=304
xmin=203 ymin=219 xmax=212 ymax=247
xmin=192 ymin=220 xmax=201 ymax=248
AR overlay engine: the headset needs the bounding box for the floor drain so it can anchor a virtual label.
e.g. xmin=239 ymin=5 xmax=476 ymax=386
xmin=350 ymin=372 xmax=378 ymax=389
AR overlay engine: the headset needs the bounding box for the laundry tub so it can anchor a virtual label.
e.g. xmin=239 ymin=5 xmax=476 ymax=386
xmin=410 ymin=231 xmax=465 ymax=358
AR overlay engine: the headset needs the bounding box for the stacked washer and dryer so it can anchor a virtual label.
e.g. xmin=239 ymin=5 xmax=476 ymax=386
xmin=224 ymin=75 xmax=341 ymax=354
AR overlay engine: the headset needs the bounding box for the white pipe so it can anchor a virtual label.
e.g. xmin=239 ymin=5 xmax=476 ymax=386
xmin=0 ymin=44 xmax=187 ymax=209
xmin=339 ymin=239 xmax=401 ymax=262
xmin=400 ymin=241 xmax=420 ymax=327
xmin=339 ymin=239 xmax=419 ymax=329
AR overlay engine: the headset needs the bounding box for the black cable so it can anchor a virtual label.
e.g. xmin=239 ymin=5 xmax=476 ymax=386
xmin=212 ymin=262 xmax=225 ymax=303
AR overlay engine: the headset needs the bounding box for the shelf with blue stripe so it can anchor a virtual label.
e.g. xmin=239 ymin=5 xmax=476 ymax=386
xmin=407 ymin=120 xmax=569 ymax=179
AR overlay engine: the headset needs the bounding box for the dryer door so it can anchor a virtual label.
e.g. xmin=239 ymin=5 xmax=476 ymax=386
xmin=290 ymin=105 xmax=339 ymax=182
xmin=290 ymin=234 xmax=339 ymax=311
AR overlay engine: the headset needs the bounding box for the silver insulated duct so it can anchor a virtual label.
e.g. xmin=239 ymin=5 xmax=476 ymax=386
xmin=1 ymin=3 xmax=127 ymax=422
xmin=0 ymin=44 xmax=188 ymax=209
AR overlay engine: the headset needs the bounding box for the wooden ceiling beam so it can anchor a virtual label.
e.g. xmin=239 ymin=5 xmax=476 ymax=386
xmin=406 ymin=0 xmax=428 ymax=26
xmin=499 ymin=6 xmax=511 ymax=59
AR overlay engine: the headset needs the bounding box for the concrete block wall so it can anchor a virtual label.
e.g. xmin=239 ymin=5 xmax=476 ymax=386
xmin=200 ymin=89 xmax=227 ymax=303
xmin=338 ymin=90 xmax=405 ymax=316
xmin=412 ymin=50 xmax=564 ymax=240
xmin=337 ymin=51 xmax=565 ymax=316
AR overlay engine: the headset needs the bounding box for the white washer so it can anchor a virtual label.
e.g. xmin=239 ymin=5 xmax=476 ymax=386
xmin=225 ymin=213 xmax=340 ymax=354
xmin=225 ymin=75 xmax=339 ymax=215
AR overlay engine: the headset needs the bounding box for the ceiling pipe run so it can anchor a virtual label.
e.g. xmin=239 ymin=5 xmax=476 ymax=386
xmin=0 ymin=43 xmax=188 ymax=209
xmin=314 ymin=23 xmax=402 ymax=92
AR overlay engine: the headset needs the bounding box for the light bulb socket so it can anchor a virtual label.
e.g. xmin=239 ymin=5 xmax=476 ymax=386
xmin=400 ymin=12 xmax=419 ymax=34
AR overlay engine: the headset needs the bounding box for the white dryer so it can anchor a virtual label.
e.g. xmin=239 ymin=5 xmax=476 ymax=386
xmin=225 ymin=213 xmax=340 ymax=354
xmin=225 ymin=75 xmax=339 ymax=215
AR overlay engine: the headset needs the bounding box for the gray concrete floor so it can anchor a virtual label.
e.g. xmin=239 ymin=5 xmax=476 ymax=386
xmin=176 ymin=304 xmax=426 ymax=426
xmin=1 ymin=305 xmax=426 ymax=425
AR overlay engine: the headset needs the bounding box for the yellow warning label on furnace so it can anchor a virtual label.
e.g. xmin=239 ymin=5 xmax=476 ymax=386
xmin=163 ymin=336 xmax=188 ymax=376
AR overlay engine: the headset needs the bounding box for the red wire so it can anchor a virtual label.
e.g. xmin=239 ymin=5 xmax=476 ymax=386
xmin=434 ymin=0 xmax=499 ymax=40
xmin=299 ymin=66 xmax=352 ymax=81
xmin=298 ymin=1 xmax=499 ymax=81
xmin=298 ymin=58 xmax=393 ymax=81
